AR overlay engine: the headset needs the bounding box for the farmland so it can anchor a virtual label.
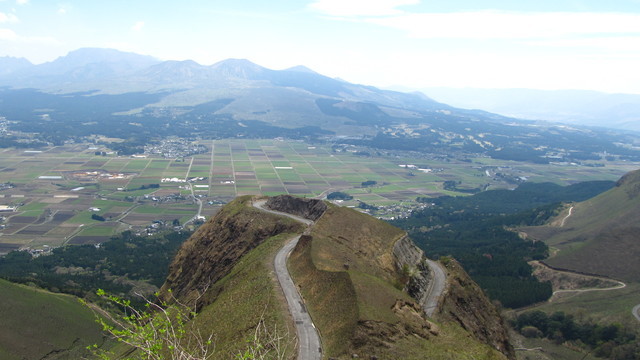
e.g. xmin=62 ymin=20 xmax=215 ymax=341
xmin=0 ymin=139 xmax=638 ymax=253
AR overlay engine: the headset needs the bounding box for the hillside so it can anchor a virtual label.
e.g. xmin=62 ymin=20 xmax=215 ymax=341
xmin=521 ymin=168 xmax=640 ymax=282
xmin=162 ymin=195 xmax=516 ymax=359
xmin=0 ymin=279 xmax=106 ymax=359
xmin=163 ymin=196 xmax=513 ymax=359
xmin=158 ymin=196 xmax=306 ymax=358
xmin=285 ymin=202 xmax=514 ymax=359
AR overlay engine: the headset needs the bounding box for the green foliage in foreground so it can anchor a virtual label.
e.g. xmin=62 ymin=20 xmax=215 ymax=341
xmin=393 ymin=181 xmax=614 ymax=308
xmin=514 ymin=311 xmax=639 ymax=360
xmin=0 ymin=230 xmax=191 ymax=301
xmin=87 ymin=289 xmax=214 ymax=360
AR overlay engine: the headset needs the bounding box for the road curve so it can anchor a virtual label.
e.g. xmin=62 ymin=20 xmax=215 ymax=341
xmin=253 ymin=200 xmax=313 ymax=226
xmin=253 ymin=200 xmax=321 ymax=360
xmin=423 ymin=259 xmax=447 ymax=317
xmin=633 ymin=304 xmax=640 ymax=323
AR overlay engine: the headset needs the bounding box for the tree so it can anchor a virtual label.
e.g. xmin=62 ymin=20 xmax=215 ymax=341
xmin=92 ymin=214 xmax=106 ymax=221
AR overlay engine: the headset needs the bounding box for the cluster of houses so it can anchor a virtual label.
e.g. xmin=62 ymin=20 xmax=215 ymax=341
xmin=144 ymin=138 xmax=208 ymax=158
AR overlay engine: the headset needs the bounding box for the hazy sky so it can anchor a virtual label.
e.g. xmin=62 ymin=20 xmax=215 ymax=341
xmin=2 ymin=0 xmax=640 ymax=93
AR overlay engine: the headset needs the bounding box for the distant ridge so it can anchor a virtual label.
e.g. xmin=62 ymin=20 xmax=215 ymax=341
xmin=0 ymin=56 xmax=32 ymax=76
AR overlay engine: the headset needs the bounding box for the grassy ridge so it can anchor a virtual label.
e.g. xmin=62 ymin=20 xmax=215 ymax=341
xmin=0 ymin=279 xmax=105 ymax=359
xmin=190 ymin=231 xmax=302 ymax=359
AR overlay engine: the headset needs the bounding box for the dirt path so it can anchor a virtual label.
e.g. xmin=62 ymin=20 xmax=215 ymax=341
xmin=551 ymin=281 xmax=626 ymax=296
xmin=560 ymin=206 xmax=573 ymax=227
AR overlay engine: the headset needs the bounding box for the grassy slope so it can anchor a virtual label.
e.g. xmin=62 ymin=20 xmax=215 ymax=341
xmin=0 ymin=279 xmax=105 ymax=360
xmin=520 ymin=282 xmax=640 ymax=328
xmin=517 ymin=170 xmax=640 ymax=353
xmin=178 ymin=198 xmax=305 ymax=359
xmin=289 ymin=205 xmax=508 ymax=359
xmin=525 ymin=170 xmax=640 ymax=282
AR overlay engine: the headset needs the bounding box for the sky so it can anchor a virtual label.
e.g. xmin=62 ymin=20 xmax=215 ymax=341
xmin=2 ymin=0 xmax=640 ymax=94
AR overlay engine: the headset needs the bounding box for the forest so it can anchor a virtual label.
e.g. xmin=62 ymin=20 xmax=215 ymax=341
xmin=515 ymin=311 xmax=639 ymax=359
xmin=0 ymin=230 xmax=191 ymax=305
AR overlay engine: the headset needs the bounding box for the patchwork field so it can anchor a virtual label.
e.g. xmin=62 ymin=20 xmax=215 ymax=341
xmin=0 ymin=140 xmax=638 ymax=252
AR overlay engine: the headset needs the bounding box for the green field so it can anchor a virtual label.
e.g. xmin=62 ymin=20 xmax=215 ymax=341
xmin=0 ymin=140 xmax=638 ymax=252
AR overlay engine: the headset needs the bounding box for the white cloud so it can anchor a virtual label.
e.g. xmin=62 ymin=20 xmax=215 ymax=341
xmin=132 ymin=21 xmax=145 ymax=31
xmin=308 ymin=0 xmax=419 ymax=17
xmin=57 ymin=3 xmax=72 ymax=15
xmin=0 ymin=28 xmax=17 ymax=40
xmin=0 ymin=12 xmax=19 ymax=23
xmin=16 ymin=0 xmax=28 ymax=5
xmin=525 ymin=36 xmax=640 ymax=52
xmin=366 ymin=11 xmax=640 ymax=39
xmin=0 ymin=28 xmax=58 ymax=44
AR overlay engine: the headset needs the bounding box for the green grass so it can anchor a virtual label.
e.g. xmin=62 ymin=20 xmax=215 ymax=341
xmin=77 ymin=225 xmax=117 ymax=236
xmin=522 ymin=282 xmax=640 ymax=327
xmin=66 ymin=211 xmax=98 ymax=224
xmin=193 ymin=232 xmax=300 ymax=359
xmin=0 ymin=279 xmax=106 ymax=359
xmin=18 ymin=201 xmax=48 ymax=211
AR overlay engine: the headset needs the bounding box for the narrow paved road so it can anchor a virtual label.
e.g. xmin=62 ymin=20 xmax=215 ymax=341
xmin=633 ymin=304 xmax=640 ymax=323
xmin=423 ymin=259 xmax=446 ymax=317
xmin=252 ymin=200 xmax=321 ymax=360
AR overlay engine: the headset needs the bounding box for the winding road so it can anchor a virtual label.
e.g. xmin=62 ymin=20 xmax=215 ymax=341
xmin=423 ymin=259 xmax=447 ymax=317
xmin=252 ymin=200 xmax=321 ymax=360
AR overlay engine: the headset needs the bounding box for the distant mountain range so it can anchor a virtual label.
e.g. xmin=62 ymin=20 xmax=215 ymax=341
xmin=420 ymin=87 xmax=640 ymax=132
xmin=1 ymin=48 xmax=640 ymax=163
xmin=0 ymin=48 xmax=444 ymax=111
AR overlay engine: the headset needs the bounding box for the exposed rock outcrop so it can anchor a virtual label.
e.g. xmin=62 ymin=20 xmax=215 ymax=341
xmin=392 ymin=236 xmax=433 ymax=312
xmin=439 ymin=258 xmax=516 ymax=360
xmin=265 ymin=194 xmax=327 ymax=221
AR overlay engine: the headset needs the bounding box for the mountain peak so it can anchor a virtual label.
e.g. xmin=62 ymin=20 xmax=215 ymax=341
xmin=209 ymin=58 xmax=266 ymax=79
xmin=54 ymin=48 xmax=158 ymax=67
xmin=0 ymin=56 xmax=33 ymax=76
xmin=285 ymin=65 xmax=318 ymax=74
